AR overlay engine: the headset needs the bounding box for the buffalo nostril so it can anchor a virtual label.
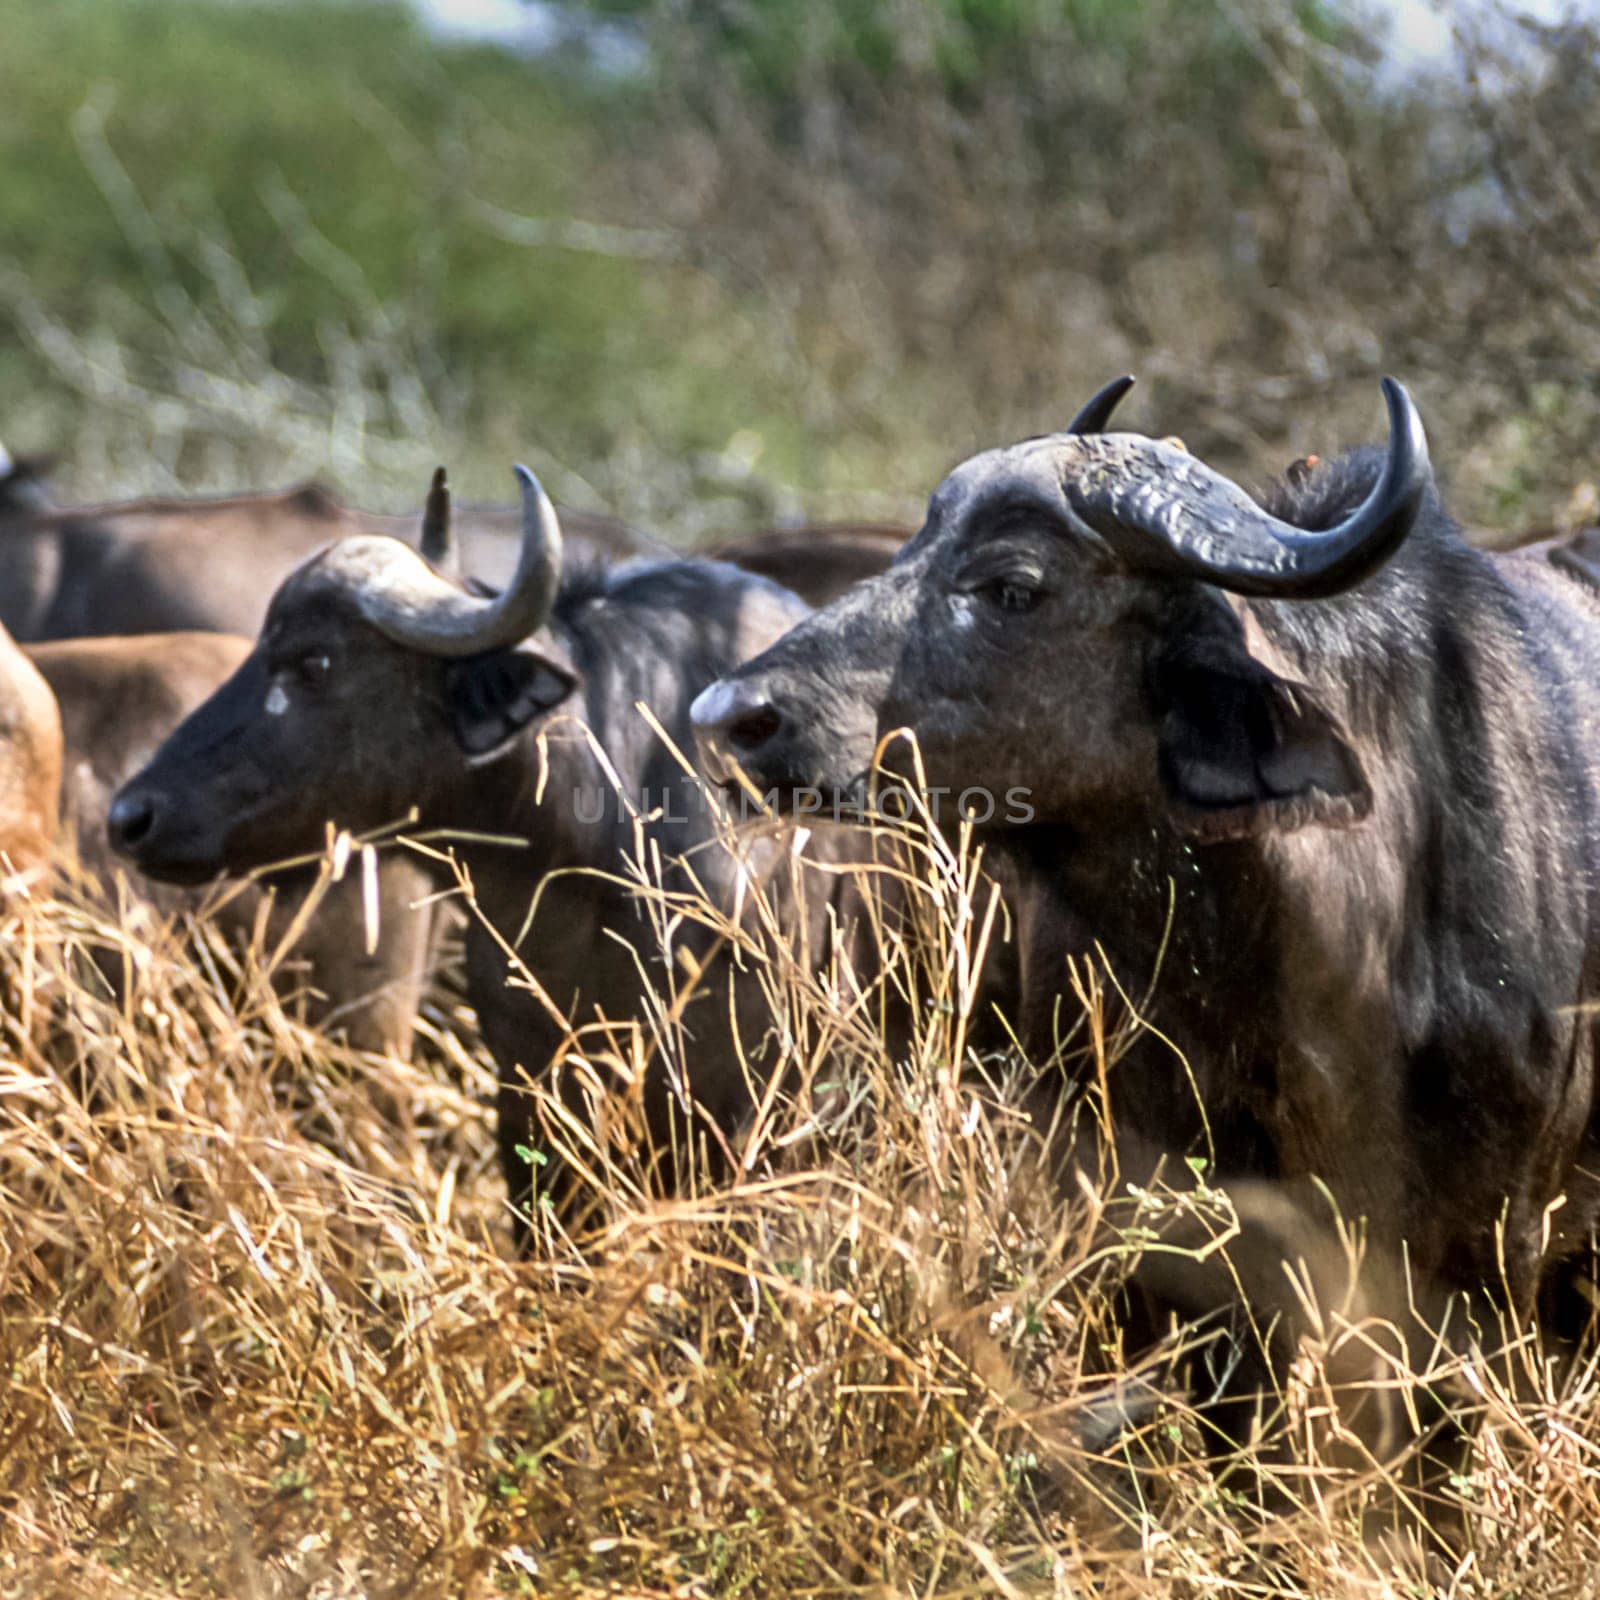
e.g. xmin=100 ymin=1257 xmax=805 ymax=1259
xmin=690 ymin=679 xmax=785 ymax=756
xmin=108 ymin=793 xmax=157 ymax=855
xmin=727 ymin=705 xmax=782 ymax=752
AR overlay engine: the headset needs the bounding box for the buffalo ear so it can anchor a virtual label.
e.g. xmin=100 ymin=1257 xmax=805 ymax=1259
xmin=445 ymin=645 xmax=576 ymax=759
xmin=1150 ymin=600 xmax=1370 ymax=842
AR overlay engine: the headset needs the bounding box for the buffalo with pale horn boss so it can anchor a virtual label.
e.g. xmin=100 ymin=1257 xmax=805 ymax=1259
xmin=109 ymin=463 xmax=837 ymax=1229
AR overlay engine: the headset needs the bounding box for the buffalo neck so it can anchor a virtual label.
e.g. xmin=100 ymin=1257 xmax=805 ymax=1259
xmin=426 ymin=582 xmax=749 ymax=942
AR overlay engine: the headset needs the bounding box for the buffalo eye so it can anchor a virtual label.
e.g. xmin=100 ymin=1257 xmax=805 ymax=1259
xmin=294 ymin=653 xmax=332 ymax=690
xmin=980 ymin=577 xmax=1043 ymax=615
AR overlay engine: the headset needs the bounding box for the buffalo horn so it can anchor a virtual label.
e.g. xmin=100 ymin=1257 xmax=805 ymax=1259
xmin=1062 ymin=377 xmax=1429 ymax=599
xmin=351 ymin=464 xmax=563 ymax=656
xmin=418 ymin=465 xmax=456 ymax=572
xmin=1066 ymin=374 xmax=1136 ymax=435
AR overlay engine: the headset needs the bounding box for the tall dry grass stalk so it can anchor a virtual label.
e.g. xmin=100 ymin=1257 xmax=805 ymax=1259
xmin=1 ymin=810 xmax=1599 ymax=1597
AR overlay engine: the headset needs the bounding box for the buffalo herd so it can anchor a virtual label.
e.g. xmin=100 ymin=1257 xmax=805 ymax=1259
xmin=8 ymin=378 xmax=1600 ymax=1531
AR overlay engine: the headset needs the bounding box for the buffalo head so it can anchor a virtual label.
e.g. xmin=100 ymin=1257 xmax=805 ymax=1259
xmin=108 ymin=465 xmax=577 ymax=883
xmin=692 ymin=379 xmax=1430 ymax=841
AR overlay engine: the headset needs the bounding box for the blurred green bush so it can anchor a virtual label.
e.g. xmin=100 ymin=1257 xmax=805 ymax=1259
xmin=1 ymin=0 xmax=1595 ymax=536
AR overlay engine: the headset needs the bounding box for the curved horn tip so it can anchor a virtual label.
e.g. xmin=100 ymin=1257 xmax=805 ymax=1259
xmin=1067 ymin=374 xmax=1138 ymax=436
xmin=1379 ymin=376 xmax=1430 ymax=466
xmin=420 ymin=464 xmax=453 ymax=566
xmin=513 ymin=463 xmax=564 ymax=543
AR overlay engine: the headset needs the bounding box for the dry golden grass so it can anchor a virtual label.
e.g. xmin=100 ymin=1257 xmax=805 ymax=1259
xmin=2 ymin=824 xmax=1600 ymax=1599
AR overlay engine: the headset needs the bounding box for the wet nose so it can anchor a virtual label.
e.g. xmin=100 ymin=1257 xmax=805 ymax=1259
xmin=690 ymin=678 xmax=785 ymax=765
xmin=107 ymin=791 xmax=157 ymax=857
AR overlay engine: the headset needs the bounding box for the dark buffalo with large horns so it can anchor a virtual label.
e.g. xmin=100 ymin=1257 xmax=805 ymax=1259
xmin=108 ymin=463 xmax=830 ymax=1231
xmin=692 ymin=377 xmax=1600 ymax=1522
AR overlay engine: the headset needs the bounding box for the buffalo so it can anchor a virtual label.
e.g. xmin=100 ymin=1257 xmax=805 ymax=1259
xmin=692 ymin=378 xmax=1600 ymax=1514
xmin=108 ymin=465 xmax=828 ymax=1227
